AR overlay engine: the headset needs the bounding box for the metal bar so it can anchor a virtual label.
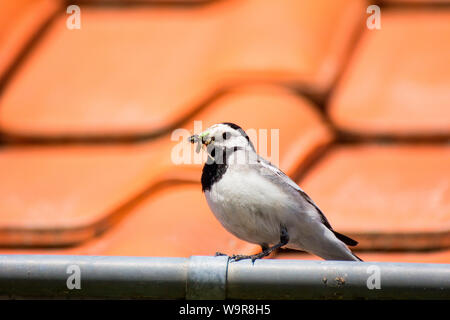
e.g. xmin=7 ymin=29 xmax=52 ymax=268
xmin=227 ymin=259 xmax=450 ymax=299
xmin=0 ymin=255 xmax=187 ymax=299
xmin=0 ymin=255 xmax=449 ymax=299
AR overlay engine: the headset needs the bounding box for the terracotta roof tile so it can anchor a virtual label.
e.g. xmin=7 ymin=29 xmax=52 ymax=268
xmin=71 ymin=183 xmax=258 ymax=257
xmin=0 ymin=142 xmax=171 ymax=246
xmin=329 ymin=9 xmax=450 ymax=137
xmin=87 ymin=0 xmax=217 ymax=2
xmin=0 ymin=184 xmax=258 ymax=257
xmin=0 ymin=0 xmax=363 ymax=138
xmin=0 ymin=86 xmax=332 ymax=247
xmin=298 ymin=144 xmax=450 ymax=250
xmin=1 ymin=1 xmax=446 ymax=266
xmin=0 ymin=0 xmax=60 ymax=81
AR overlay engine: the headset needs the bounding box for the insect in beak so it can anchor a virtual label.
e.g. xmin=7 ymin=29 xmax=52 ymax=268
xmin=188 ymin=131 xmax=215 ymax=154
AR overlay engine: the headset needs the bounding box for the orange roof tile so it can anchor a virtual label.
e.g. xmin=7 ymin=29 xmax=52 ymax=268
xmin=0 ymin=0 xmax=363 ymax=138
xmin=298 ymin=144 xmax=450 ymax=250
xmin=1 ymin=1 xmax=445 ymax=267
xmin=329 ymin=9 xmax=450 ymax=137
xmin=70 ymin=183 xmax=259 ymax=257
xmin=0 ymin=142 xmax=171 ymax=246
xmin=87 ymin=0 xmax=217 ymax=2
xmin=0 ymin=86 xmax=332 ymax=247
xmin=0 ymin=0 xmax=60 ymax=81
xmin=0 ymin=184 xmax=258 ymax=257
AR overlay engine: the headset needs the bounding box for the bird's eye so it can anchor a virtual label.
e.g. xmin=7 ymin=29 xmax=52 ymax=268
xmin=222 ymin=132 xmax=230 ymax=140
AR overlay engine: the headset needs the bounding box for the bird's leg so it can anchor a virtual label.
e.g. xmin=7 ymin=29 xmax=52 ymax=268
xmin=231 ymin=226 xmax=289 ymax=263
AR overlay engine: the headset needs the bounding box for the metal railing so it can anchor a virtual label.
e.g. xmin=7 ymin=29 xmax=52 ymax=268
xmin=0 ymin=255 xmax=449 ymax=299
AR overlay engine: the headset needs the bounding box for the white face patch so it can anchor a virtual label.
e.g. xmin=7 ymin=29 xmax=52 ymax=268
xmin=204 ymin=125 xmax=249 ymax=150
xmin=190 ymin=123 xmax=253 ymax=163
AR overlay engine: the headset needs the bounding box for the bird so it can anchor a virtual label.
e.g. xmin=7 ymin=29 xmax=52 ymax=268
xmin=188 ymin=122 xmax=362 ymax=262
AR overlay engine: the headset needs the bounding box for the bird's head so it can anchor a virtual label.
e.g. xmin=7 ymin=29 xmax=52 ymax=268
xmin=188 ymin=122 xmax=255 ymax=161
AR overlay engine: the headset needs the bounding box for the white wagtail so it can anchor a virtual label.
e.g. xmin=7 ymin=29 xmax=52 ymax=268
xmin=189 ymin=122 xmax=362 ymax=262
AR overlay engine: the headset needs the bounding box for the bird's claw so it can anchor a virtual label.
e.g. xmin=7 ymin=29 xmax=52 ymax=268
xmin=215 ymin=252 xmax=265 ymax=264
xmin=230 ymin=254 xmax=246 ymax=261
xmin=230 ymin=254 xmax=261 ymax=264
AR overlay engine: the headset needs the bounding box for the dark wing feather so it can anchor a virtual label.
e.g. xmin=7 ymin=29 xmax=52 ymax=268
xmin=331 ymin=230 xmax=358 ymax=247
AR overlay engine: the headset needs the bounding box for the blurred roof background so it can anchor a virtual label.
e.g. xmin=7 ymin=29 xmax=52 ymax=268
xmin=0 ymin=0 xmax=449 ymax=263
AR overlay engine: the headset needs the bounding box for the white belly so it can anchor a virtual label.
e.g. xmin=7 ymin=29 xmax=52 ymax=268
xmin=204 ymin=168 xmax=295 ymax=245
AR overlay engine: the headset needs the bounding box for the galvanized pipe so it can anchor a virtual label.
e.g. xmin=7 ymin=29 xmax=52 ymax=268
xmin=0 ymin=255 xmax=449 ymax=299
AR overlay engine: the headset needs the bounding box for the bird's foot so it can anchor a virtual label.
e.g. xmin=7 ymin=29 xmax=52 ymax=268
xmin=214 ymin=252 xmax=257 ymax=262
xmin=230 ymin=252 xmax=267 ymax=264
xmin=215 ymin=251 xmax=270 ymax=264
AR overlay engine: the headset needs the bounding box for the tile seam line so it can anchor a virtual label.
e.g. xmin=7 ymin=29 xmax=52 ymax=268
xmin=67 ymin=0 xmax=219 ymax=9
xmin=0 ymin=1 xmax=62 ymax=95
xmin=0 ymin=179 xmax=199 ymax=249
xmin=0 ymin=81 xmax=317 ymax=145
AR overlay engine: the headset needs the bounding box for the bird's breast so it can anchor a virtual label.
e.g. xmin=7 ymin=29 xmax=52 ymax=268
xmin=204 ymin=167 xmax=293 ymax=244
xmin=209 ymin=168 xmax=290 ymax=210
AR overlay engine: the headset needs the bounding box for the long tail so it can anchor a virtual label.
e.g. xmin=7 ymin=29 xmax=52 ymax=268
xmin=324 ymin=250 xmax=362 ymax=261
xmin=316 ymin=230 xmax=363 ymax=261
xmin=332 ymin=230 xmax=358 ymax=246
xmin=351 ymin=252 xmax=363 ymax=261
xmin=331 ymin=230 xmax=363 ymax=261
xmin=308 ymin=242 xmax=363 ymax=261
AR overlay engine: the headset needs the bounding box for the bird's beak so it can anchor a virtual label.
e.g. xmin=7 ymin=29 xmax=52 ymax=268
xmin=188 ymin=131 xmax=211 ymax=153
xmin=188 ymin=134 xmax=199 ymax=144
xmin=188 ymin=132 xmax=211 ymax=145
